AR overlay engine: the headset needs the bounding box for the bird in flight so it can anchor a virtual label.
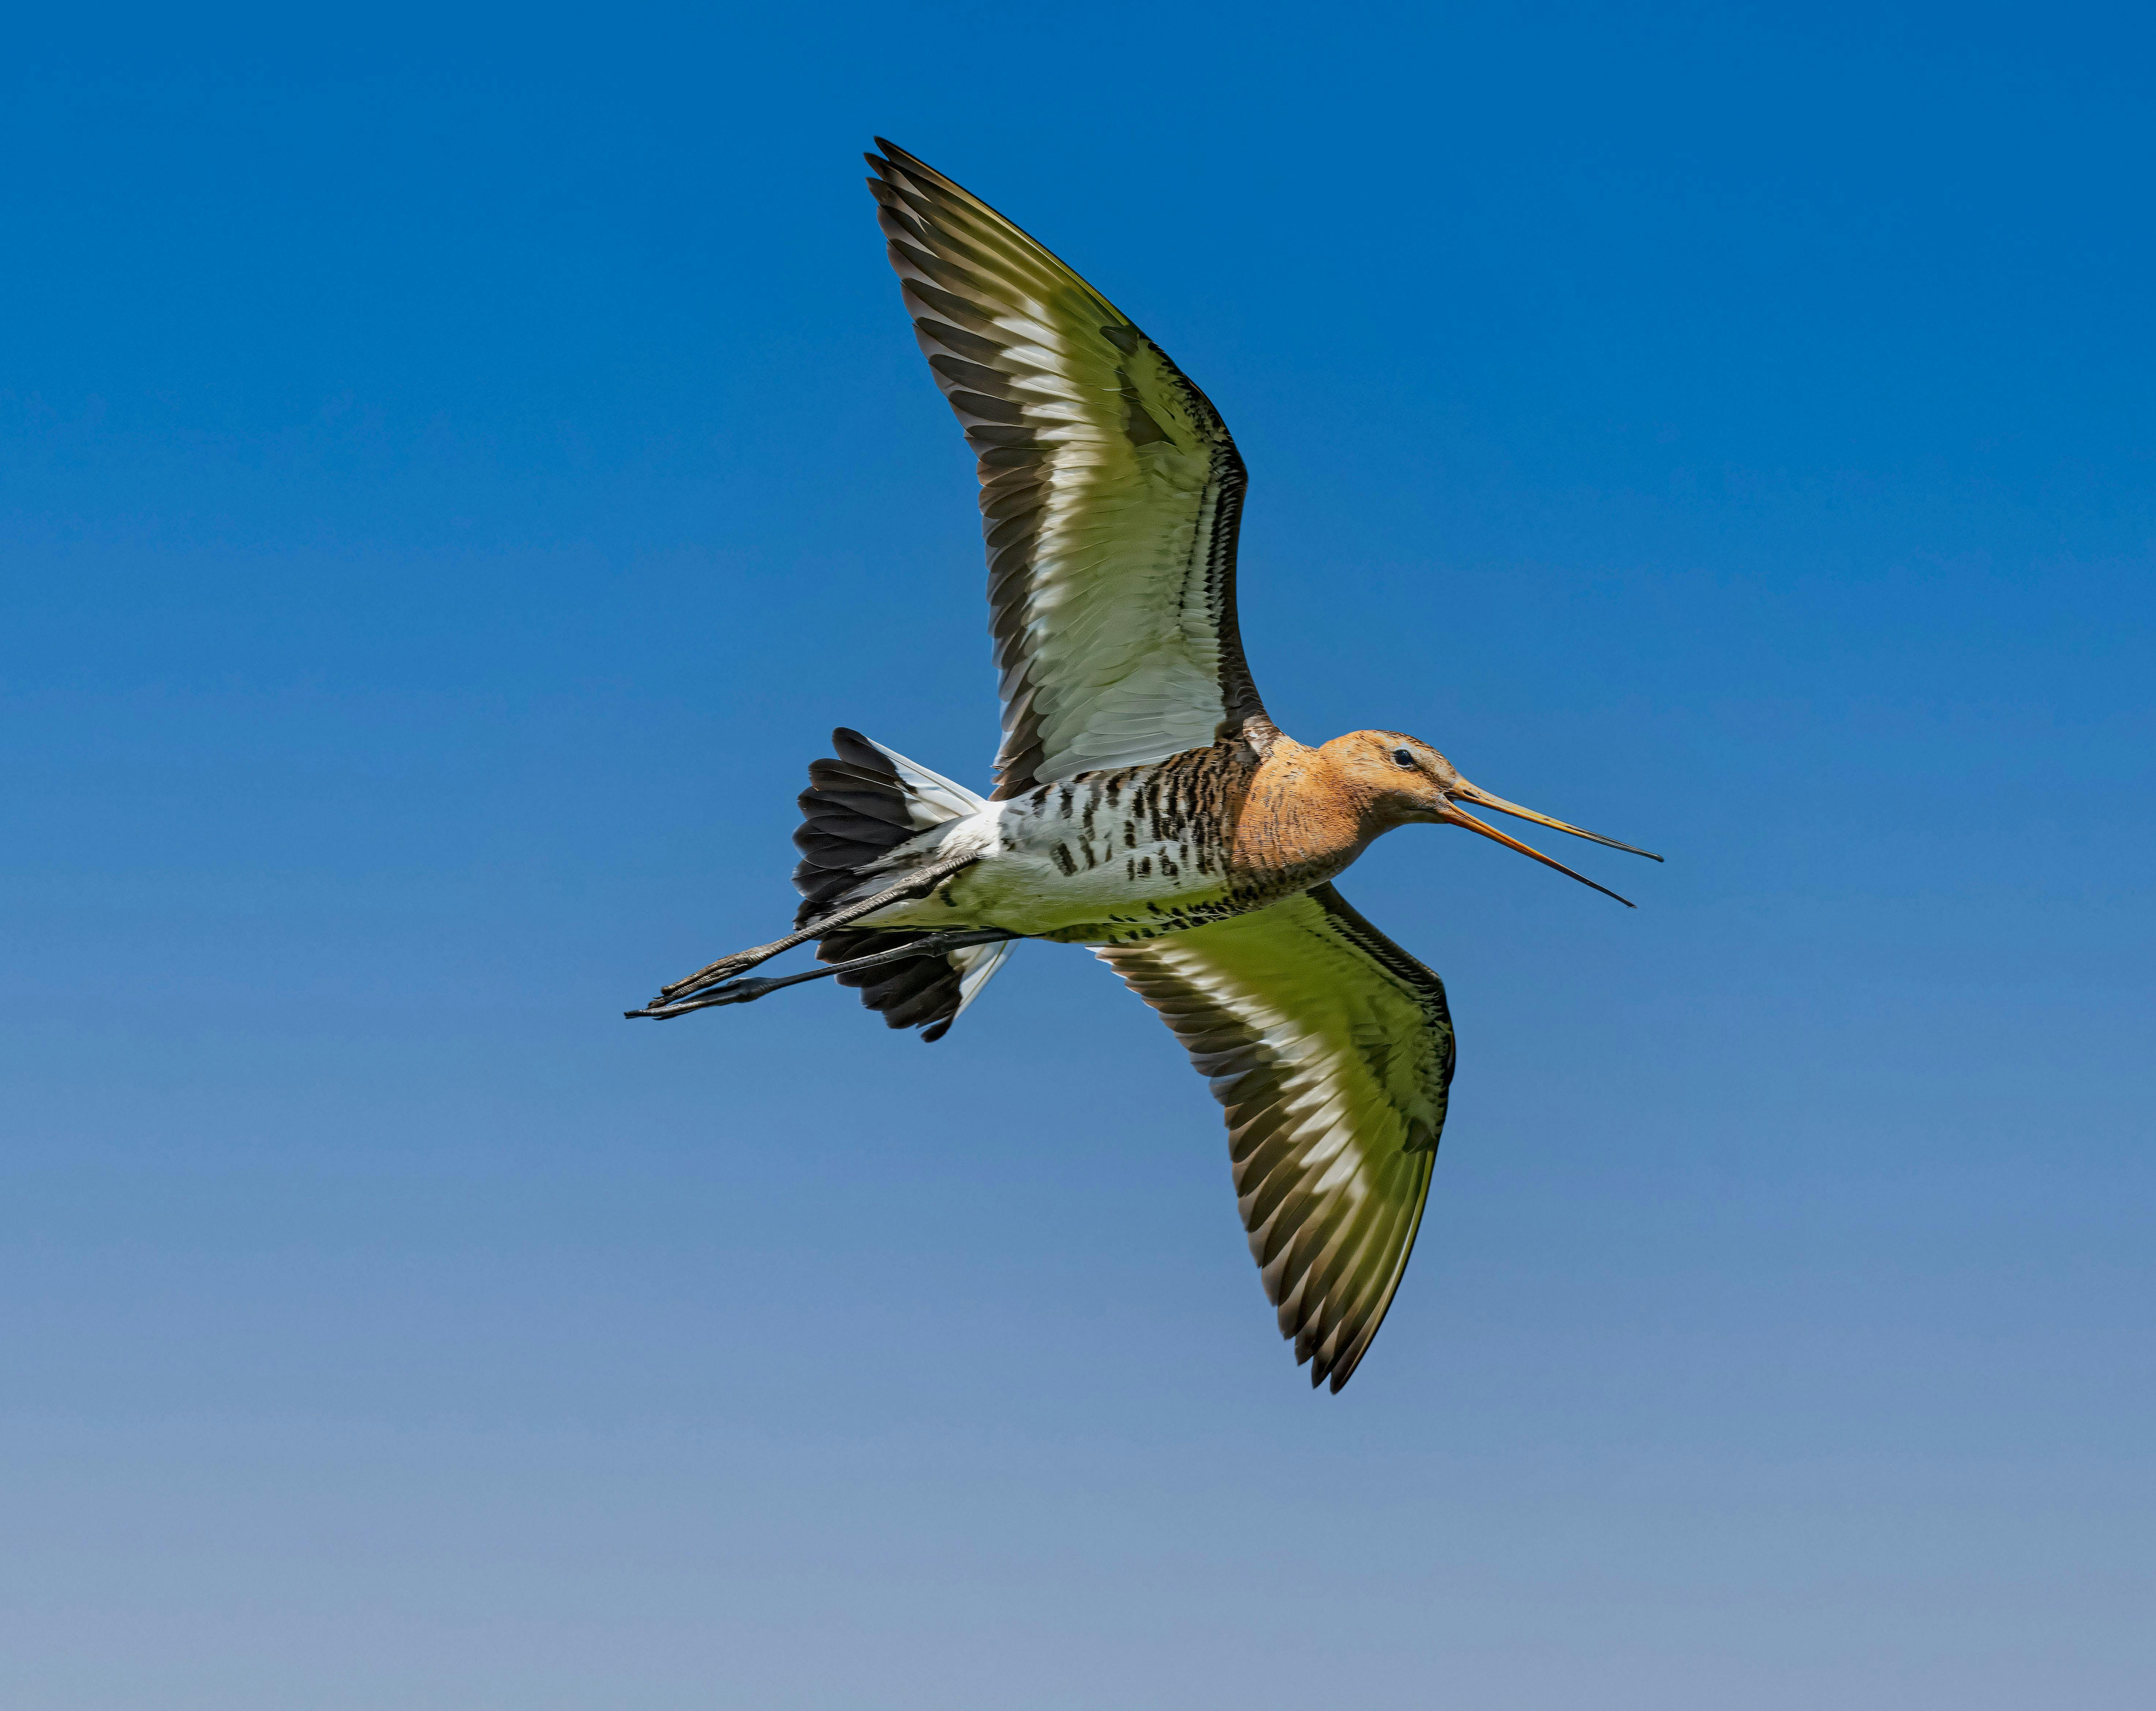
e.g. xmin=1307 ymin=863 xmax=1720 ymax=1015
xmin=629 ymin=140 xmax=1660 ymax=1391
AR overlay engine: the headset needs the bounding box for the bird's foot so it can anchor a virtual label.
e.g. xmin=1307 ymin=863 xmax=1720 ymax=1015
xmin=653 ymin=948 xmax=775 ymax=1002
xmin=624 ymin=926 xmax=1020 ymax=1022
xmin=641 ymin=849 xmax=985 ymax=1009
xmin=624 ymin=974 xmax=792 ymax=1020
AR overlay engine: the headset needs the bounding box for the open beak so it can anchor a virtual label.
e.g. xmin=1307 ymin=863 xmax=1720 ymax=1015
xmin=1439 ymin=780 xmax=1662 ymax=908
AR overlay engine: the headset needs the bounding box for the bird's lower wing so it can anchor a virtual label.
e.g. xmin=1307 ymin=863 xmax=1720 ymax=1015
xmin=1098 ymin=885 xmax=1457 ymax=1391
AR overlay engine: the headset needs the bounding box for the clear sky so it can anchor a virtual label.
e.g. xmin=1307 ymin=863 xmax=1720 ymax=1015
xmin=5 ymin=4 xmax=2152 ymax=1706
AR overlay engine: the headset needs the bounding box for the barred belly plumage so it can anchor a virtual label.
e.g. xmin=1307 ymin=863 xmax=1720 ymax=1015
xmin=977 ymin=774 xmax=1242 ymax=943
xmin=851 ymin=747 xmax=1265 ymax=946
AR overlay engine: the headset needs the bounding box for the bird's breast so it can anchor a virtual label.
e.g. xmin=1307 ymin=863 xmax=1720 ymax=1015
xmin=1219 ymin=738 xmax=1375 ymax=900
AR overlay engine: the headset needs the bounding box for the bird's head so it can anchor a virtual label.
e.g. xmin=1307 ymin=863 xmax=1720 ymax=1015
xmin=1322 ymin=730 xmax=1662 ymax=906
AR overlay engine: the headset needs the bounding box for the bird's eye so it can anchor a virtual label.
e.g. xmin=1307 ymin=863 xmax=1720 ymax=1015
xmin=1391 ymin=747 xmax=1417 ymax=768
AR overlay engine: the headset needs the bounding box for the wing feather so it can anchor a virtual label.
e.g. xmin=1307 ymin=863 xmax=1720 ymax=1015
xmin=867 ymin=141 xmax=1273 ymax=797
xmin=1100 ymin=885 xmax=1457 ymax=1391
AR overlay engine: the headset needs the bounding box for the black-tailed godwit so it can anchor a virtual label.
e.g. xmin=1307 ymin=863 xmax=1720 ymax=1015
xmin=628 ymin=141 xmax=1660 ymax=1391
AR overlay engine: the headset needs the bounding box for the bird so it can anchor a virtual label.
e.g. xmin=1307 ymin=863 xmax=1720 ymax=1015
xmin=628 ymin=139 xmax=1660 ymax=1392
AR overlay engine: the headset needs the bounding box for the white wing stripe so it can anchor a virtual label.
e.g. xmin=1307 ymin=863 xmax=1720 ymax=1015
xmin=869 ymin=141 xmax=1269 ymax=797
xmin=1098 ymin=885 xmax=1455 ymax=1390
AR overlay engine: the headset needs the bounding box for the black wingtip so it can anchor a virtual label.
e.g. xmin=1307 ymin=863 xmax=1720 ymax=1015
xmin=871 ymin=139 xmax=945 ymax=184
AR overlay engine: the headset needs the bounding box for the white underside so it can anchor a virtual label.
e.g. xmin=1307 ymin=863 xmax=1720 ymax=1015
xmin=845 ymin=798 xmax=1234 ymax=944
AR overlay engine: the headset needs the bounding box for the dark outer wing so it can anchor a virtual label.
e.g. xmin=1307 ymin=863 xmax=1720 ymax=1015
xmin=1099 ymin=885 xmax=1456 ymax=1391
xmin=867 ymin=141 xmax=1273 ymax=799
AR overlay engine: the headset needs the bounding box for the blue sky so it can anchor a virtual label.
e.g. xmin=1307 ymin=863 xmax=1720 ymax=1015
xmin=5 ymin=4 xmax=2152 ymax=1706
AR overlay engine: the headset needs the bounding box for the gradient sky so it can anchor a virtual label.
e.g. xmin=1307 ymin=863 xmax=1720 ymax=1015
xmin=6 ymin=4 xmax=2153 ymax=1707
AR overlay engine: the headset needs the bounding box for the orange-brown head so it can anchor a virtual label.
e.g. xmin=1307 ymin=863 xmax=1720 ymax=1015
xmin=1318 ymin=730 xmax=1662 ymax=905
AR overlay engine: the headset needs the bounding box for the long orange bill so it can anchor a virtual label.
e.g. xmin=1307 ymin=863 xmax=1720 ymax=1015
xmin=1441 ymin=802 xmax=1637 ymax=907
xmin=1451 ymin=783 xmax=1663 ymax=861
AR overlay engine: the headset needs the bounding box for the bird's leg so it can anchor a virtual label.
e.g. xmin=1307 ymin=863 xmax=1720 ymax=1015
xmin=623 ymin=927 xmax=1020 ymax=1021
xmin=639 ymin=848 xmax=982 ymax=1009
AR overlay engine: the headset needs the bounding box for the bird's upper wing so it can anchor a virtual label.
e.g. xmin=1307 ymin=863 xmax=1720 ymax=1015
xmin=867 ymin=141 xmax=1272 ymax=799
xmin=1098 ymin=885 xmax=1456 ymax=1391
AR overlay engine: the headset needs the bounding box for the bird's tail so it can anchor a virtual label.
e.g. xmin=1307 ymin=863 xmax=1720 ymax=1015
xmin=790 ymin=728 xmax=1011 ymax=1043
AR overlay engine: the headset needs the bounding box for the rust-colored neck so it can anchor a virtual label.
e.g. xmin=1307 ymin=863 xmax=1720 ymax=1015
xmin=1226 ymin=735 xmax=1388 ymax=897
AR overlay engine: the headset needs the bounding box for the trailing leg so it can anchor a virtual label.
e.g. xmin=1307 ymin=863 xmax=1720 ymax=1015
xmin=625 ymin=927 xmax=1019 ymax=1021
xmin=641 ymin=847 xmax=980 ymax=1010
